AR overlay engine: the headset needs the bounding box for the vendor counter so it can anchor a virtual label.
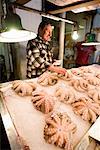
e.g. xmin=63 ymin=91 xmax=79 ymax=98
xmin=0 ymin=64 xmax=100 ymax=150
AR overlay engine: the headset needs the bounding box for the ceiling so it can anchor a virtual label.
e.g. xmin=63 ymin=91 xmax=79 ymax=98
xmin=15 ymin=0 xmax=100 ymax=14
xmin=45 ymin=0 xmax=100 ymax=14
xmin=47 ymin=0 xmax=84 ymax=7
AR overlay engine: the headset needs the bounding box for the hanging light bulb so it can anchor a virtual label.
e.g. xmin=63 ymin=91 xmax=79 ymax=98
xmin=72 ymin=30 xmax=79 ymax=40
xmin=71 ymin=22 xmax=79 ymax=40
xmin=0 ymin=3 xmax=36 ymax=43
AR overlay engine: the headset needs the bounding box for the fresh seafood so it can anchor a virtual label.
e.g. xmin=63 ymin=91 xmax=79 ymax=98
xmin=72 ymin=97 xmax=100 ymax=123
xmin=44 ymin=112 xmax=77 ymax=150
xmin=37 ymin=72 xmax=58 ymax=86
xmin=31 ymin=91 xmax=55 ymax=114
xmin=12 ymin=80 xmax=36 ymax=96
xmin=55 ymin=87 xmax=75 ymax=104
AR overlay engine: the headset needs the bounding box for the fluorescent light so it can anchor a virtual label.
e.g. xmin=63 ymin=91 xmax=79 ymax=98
xmin=41 ymin=14 xmax=60 ymax=21
xmin=82 ymin=42 xmax=100 ymax=46
xmin=41 ymin=14 xmax=74 ymax=24
xmin=72 ymin=7 xmax=87 ymax=13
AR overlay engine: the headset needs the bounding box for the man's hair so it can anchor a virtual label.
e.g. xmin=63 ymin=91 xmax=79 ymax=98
xmin=38 ymin=21 xmax=51 ymax=34
xmin=85 ymin=32 xmax=91 ymax=37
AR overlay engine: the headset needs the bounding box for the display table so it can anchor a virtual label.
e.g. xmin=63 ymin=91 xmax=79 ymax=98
xmin=0 ymin=64 xmax=100 ymax=150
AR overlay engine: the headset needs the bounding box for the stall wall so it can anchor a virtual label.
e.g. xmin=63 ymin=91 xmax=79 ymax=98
xmin=15 ymin=0 xmax=42 ymax=79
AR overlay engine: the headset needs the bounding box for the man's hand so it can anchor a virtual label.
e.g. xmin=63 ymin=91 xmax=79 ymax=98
xmin=53 ymin=60 xmax=62 ymax=66
xmin=48 ymin=65 xmax=66 ymax=75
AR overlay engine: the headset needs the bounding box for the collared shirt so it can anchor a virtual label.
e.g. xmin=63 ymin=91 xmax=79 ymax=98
xmin=26 ymin=36 xmax=53 ymax=78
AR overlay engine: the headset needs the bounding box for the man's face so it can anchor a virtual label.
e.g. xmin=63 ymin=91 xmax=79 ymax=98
xmin=41 ymin=24 xmax=52 ymax=41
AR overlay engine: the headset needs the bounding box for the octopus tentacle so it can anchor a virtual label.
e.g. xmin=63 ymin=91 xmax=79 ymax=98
xmin=48 ymin=133 xmax=59 ymax=144
xmin=46 ymin=119 xmax=58 ymax=128
xmin=34 ymin=98 xmax=44 ymax=108
xmin=74 ymin=107 xmax=86 ymax=115
xmin=13 ymin=81 xmax=20 ymax=90
xmin=31 ymin=95 xmax=44 ymax=102
xmin=57 ymin=133 xmax=64 ymax=147
xmin=52 ymin=114 xmax=61 ymax=125
xmin=61 ymin=115 xmax=70 ymax=125
xmin=89 ymin=109 xmax=97 ymax=123
xmin=44 ymin=127 xmax=57 ymax=135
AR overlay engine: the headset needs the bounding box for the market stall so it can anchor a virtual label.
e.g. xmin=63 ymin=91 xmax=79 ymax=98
xmin=0 ymin=64 xmax=100 ymax=150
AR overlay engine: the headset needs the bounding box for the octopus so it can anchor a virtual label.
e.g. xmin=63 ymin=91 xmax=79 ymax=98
xmin=72 ymin=97 xmax=100 ymax=123
xmin=87 ymin=87 xmax=100 ymax=104
xmin=31 ymin=91 xmax=55 ymax=114
xmin=37 ymin=72 xmax=58 ymax=86
xmin=57 ymin=71 xmax=72 ymax=81
xmin=79 ymin=66 xmax=94 ymax=74
xmin=44 ymin=112 xmax=77 ymax=150
xmin=12 ymin=80 xmax=36 ymax=96
xmin=70 ymin=67 xmax=94 ymax=77
xmin=69 ymin=78 xmax=91 ymax=92
xmin=83 ymin=75 xmax=100 ymax=86
xmin=70 ymin=68 xmax=83 ymax=77
xmin=55 ymin=87 xmax=76 ymax=104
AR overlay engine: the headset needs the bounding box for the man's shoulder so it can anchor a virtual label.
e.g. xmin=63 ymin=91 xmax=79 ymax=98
xmin=28 ymin=37 xmax=40 ymax=46
xmin=28 ymin=37 xmax=38 ymax=43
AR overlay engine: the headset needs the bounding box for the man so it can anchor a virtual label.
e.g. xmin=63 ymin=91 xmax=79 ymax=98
xmin=26 ymin=21 xmax=66 ymax=78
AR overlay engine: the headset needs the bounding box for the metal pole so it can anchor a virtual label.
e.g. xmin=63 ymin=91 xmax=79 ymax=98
xmin=59 ymin=13 xmax=66 ymax=67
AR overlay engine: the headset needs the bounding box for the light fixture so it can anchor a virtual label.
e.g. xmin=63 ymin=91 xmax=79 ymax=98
xmin=72 ymin=22 xmax=79 ymax=40
xmin=82 ymin=42 xmax=100 ymax=46
xmin=0 ymin=4 xmax=37 ymax=43
xmin=72 ymin=31 xmax=79 ymax=40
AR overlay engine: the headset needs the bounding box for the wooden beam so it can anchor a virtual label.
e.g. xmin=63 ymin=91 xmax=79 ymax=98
xmin=16 ymin=0 xmax=31 ymax=5
xmin=48 ymin=0 xmax=100 ymax=14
